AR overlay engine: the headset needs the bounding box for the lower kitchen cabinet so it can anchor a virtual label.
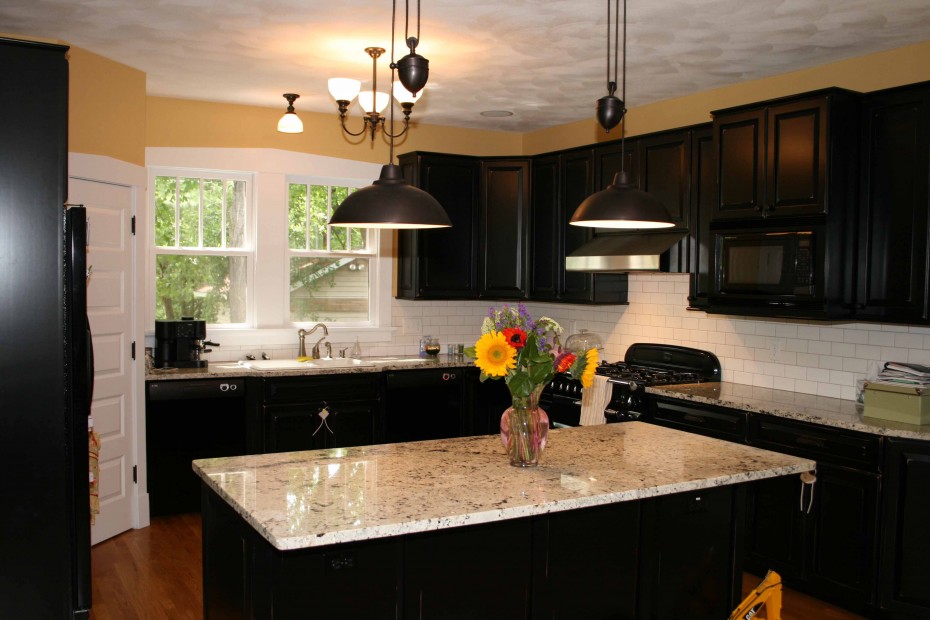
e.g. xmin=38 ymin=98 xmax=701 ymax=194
xmin=881 ymin=438 xmax=930 ymax=619
xmin=746 ymin=415 xmax=881 ymax=615
xmin=647 ymin=399 xmax=884 ymax=617
xmin=255 ymin=374 xmax=380 ymax=452
xmin=464 ymin=367 xmax=512 ymax=436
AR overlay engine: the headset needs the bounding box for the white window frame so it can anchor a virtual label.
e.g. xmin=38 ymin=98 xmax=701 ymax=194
xmin=286 ymin=176 xmax=379 ymax=328
xmin=144 ymin=148 xmax=395 ymax=348
xmin=147 ymin=167 xmax=257 ymax=329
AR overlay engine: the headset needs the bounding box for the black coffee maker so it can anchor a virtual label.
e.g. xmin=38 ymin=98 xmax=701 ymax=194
xmin=154 ymin=318 xmax=219 ymax=368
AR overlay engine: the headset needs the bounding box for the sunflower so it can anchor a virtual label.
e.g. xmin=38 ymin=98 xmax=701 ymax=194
xmin=580 ymin=348 xmax=599 ymax=388
xmin=474 ymin=330 xmax=517 ymax=377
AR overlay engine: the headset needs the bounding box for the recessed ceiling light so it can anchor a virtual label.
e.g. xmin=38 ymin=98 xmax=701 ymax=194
xmin=480 ymin=110 xmax=514 ymax=117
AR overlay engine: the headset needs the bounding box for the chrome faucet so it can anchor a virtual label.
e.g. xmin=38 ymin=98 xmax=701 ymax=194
xmin=298 ymin=323 xmax=329 ymax=359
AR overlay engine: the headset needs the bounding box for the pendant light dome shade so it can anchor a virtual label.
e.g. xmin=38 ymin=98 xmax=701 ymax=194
xmin=329 ymin=164 xmax=452 ymax=229
xmin=570 ymin=171 xmax=675 ymax=229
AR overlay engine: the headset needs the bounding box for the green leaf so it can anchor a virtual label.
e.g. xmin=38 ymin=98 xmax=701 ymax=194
xmin=507 ymin=373 xmax=533 ymax=398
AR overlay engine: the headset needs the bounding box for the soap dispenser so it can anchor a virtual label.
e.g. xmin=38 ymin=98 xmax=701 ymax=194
xmin=349 ymin=337 xmax=362 ymax=360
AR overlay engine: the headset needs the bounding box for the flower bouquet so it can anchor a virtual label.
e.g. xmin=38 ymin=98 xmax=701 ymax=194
xmin=464 ymin=304 xmax=598 ymax=466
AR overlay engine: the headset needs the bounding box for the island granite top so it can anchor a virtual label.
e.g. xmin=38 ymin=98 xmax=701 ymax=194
xmin=193 ymin=422 xmax=812 ymax=551
xmin=647 ymin=382 xmax=930 ymax=440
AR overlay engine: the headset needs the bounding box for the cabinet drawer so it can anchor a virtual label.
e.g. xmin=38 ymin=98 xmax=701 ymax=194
xmin=750 ymin=415 xmax=881 ymax=472
xmin=650 ymin=399 xmax=748 ymax=443
xmin=263 ymin=373 xmax=379 ymax=404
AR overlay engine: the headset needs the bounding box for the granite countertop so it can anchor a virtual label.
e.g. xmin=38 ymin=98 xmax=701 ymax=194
xmin=145 ymin=357 xmax=467 ymax=381
xmin=192 ymin=422 xmax=813 ymax=551
xmin=647 ymin=382 xmax=930 ymax=441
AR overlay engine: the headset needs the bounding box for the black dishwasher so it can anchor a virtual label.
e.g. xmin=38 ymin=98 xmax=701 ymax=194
xmin=146 ymin=378 xmax=247 ymax=515
xmin=384 ymin=368 xmax=464 ymax=443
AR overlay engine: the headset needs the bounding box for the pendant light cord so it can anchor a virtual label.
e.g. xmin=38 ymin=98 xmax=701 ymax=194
xmin=390 ymin=0 xmax=397 ymax=164
xmin=620 ymin=0 xmax=626 ymax=172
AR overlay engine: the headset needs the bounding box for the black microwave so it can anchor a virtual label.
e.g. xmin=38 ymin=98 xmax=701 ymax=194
xmin=714 ymin=230 xmax=816 ymax=298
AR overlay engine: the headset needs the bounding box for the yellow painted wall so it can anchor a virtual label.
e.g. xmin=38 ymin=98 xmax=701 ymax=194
xmin=146 ymin=97 xmax=521 ymax=164
xmin=68 ymin=47 xmax=147 ymax=166
xmin=523 ymin=39 xmax=930 ymax=155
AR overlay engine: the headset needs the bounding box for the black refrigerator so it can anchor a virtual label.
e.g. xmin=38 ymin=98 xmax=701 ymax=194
xmin=0 ymin=38 xmax=93 ymax=617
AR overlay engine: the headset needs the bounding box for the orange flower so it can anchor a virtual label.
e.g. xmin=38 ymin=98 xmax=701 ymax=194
xmin=555 ymin=352 xmax=576 ymax=373
xmin=502 ymin=328 xmax=527 ymax=349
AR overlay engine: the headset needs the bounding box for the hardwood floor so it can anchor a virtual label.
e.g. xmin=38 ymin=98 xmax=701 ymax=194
xmin=90 ymin=514 xmax=866 ymax=619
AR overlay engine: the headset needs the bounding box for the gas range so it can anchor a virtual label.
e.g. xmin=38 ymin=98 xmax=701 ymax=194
xmin=544 ymin=343 xmax=721 ymax=426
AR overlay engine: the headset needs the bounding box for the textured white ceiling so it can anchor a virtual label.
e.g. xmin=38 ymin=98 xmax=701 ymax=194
xmin=3 ymin=0 xmax=930 ymax=132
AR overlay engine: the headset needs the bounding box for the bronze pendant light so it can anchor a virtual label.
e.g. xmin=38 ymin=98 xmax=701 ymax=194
xmin=329 ymin=0 xmax=451 ymax=229
xmin=570 ymin=0 xmax=674 ymax=229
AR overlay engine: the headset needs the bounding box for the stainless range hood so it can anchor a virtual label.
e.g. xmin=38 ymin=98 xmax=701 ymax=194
xmin=565 ymin=231 xmax=686 ymax=272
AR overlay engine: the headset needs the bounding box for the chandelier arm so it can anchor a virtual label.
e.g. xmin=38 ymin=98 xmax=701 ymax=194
xmin=382 ymin=116 xmax=410 ymax=140
xmin=340 ymin=116 xmax=370 ymax=138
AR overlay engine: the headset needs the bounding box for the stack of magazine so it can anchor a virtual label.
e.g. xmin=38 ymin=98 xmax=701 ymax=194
xmin=875 ymin=361 xmax=930 ymax=387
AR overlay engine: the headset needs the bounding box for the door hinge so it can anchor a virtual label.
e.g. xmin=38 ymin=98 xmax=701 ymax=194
xmin=131 ymin=341 xmax=136 ymax=360
xmin=131 ymin=215 xmax=136 ymax=235
xmin=132 ymin=465 xmax=137 ymax=484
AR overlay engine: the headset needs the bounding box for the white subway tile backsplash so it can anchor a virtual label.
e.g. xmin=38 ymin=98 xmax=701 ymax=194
xmin=869 ymin=331 xmax=896 ymax=346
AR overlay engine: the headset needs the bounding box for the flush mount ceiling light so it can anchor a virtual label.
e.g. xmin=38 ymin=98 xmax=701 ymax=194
xmin=570 ymin=0 xmax=674 ymax=230
xmin=328 ymin=0 xmax=451 ymax=229
xmin=328 ymin=0 xmax=428 ymax=142
xmin=277 ymin=93 xmax=303 ymax=134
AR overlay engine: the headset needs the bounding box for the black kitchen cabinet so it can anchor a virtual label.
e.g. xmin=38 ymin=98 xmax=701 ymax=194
xmin=712 ymin=89 xmax=859 ymax=222
xmin=405 ymin=518 xmax=533 ymax=620
xmin=880 ymin=438 xmax=930 ymax=619
xmin=650 ymin=397 xmax=748 ymax=443
xmin=257 ymin=374 xmax=380 ymax=453
xmin=383 ymin=368 xmax=464 ymax=443
xmin=854 ymin=82 xmax=930 ymax=324
xmin=532 ymin=501 xmax=640 ymax=619
xmin=529 ymin=149 xmax=629 ymax=304
xmin=463 ymin=367 xmax=511 ymax=436
xmin=397 ymin=152 xmax=480 ymax=300
xmin=529 ymin=154 xmax=561 ymax=300
xmin=594 ymin=136 xmax=640 ymax=190
xmin=746 ymin=414 xmax=881 ymax=615
xmin=478 ymin=158 xmax=531 ymax=299
xmin=687 ymin=126 xmax=716 ymax=308
xmin=640 ymin=131 xmax=691 ymax=230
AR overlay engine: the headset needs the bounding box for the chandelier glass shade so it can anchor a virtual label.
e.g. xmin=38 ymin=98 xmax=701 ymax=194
xmin=276 ymin=93 xmax=303 ymax=134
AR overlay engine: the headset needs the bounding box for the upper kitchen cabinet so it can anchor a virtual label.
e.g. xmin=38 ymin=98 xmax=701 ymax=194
xmin=594 ymin=138 xmax=640 ymax=190
xmin=397 ymin=152 xmax=480 ymax=300
xmin=854 ymin=82 xmax=930 ymax=324
xmin=712 ymin=89 xmax=859 ymax=222
xmin=478 ymin=159 xmax=531 ymax=299
xmin=686 ymin=126 xmax=716 ymax=308
xmin=530 ymin=149 xmax=629 ymax=304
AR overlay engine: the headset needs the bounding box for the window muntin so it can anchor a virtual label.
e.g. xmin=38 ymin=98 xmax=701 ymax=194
xmin=153 ymin=174 xmax=250 ymax=324
xmin=287 ymin=182 xmax=374 ymax=324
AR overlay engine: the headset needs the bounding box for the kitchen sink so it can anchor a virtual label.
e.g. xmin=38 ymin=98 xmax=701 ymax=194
xmin=238 ymin=358 xmax=374 ymax=371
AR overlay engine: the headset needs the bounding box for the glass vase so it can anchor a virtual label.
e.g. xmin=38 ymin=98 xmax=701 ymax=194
xmin=500 ymin=385 xmax=549 ymax=467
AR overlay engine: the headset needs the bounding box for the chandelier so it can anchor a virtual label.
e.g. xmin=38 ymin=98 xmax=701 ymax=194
xmin=328 ymin=0 xmax=428 ymax=142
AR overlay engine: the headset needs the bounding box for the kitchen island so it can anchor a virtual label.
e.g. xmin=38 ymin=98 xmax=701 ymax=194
xmin=195 ymin=422 xmax=812 ymax=619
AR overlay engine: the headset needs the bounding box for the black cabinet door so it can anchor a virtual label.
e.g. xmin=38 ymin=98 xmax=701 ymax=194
xmin=263 ymin=403 xmax=329 ymax=453
xmin=855 ymin=84 xmax=930 ymax=323
xmin=478 ymin=159 xmax=530 ymax=299
xmin=530 ymin=155 xmax=561 ymax=300
xmin=560 ymin=149 xmax=596 ymax=302
xmin=639 ymin=486 xmax=741 ymax=620
xmin=765 ymin=98 xmax=829 ymax=217
xmin=714 ymin=107 xmax=765 ymax=220
xmin=688 ymin=126 xmax=716 ymax=308
xmin=641 ymin=131 xmax=691 ymax=229
xmin=744 ymin=473 xmax=806 ymax=582
xmin=404 ymin=519 xmax=532 ymax=620
xmin=396 ymin=153 xmax=480 ymax=299
xmin=806 ymin=464 xmax=880 ymax=609
xmin=881 ymin=438 xmax=930 ymax=617
xmin=328 ymin=400 xmax=377 ymax=449
xmin=594 ymin=138 xmax=640 ymax=189
xmin=532 ymin=502 xmax=639 ymax=619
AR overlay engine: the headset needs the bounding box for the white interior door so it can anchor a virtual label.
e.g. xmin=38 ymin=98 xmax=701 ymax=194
xmin=70 ymin=177 xmax=136 ymax=545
